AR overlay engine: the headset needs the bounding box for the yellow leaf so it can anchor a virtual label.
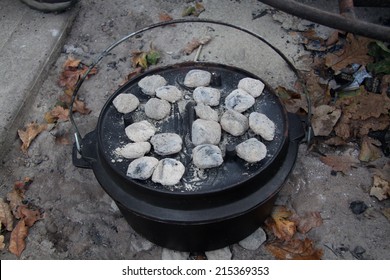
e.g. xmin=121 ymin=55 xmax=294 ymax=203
xmin=131 ymin=51 xmax=148 ymax=69
xmin=265 ymin=206 xmax=297 ymax=241
xmin=0 ymin=198 xmax=14 ymax=231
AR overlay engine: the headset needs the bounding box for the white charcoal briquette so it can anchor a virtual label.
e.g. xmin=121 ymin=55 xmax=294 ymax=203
xmin=238 ymin=77 xmax=265 ymax=98
xmin=155 ymin=85 xmax=183 ymax=103
xmin=125 ymin=120 xmax=156 ymax=142
xmin=112 ymin=93 xmax=140 ymax=114
xmin=192 ymin=144 xmax=223 ymax=169
xmin=150 ymin=133 xmax=183 ymax=156
xmin=249 ymin=112 xmax=275 ymax=141
xmin=193 ymin=87 xmax=221 ymax=106
xmin=144 ymin=98 xmax=171 ymax=120
xmin=194 ymin=104 xmax=219 ymax=122
xmin=152 ymin=158 xmax=185 ymax=186
xmin=115 ymin=142 xmax=151 ymax=159
xmin=191 ymin=119 xmax=221 ymax=146
xmin=236 ymin=138 xmax=267 ymax=163
xmin=138 ymin=75 xmax=167 ymax=96
xmin=225 ymin=89 xmax=255 ymax=113
xmin=126 ymin=157 xmax=159 ymax=180
xmin=220 ymin=109 xmax=249 ymax=136
xmin=184 ymin=70 xmax=211 ymax=88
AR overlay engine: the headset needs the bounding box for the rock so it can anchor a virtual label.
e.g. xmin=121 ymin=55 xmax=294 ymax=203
xmin=238 ymin=77 xmax=265 ymax=98
xmin=191 ymin=119 xmax=221 ymax=146
xmin=115 ymin=142 xmax=151 ymax=159
xmin=161 ymin=248 xmax=189 ymax=260
xmin=349 ymin=201 xmax=368 ymax=214
xmin=238 ymin=227 xmax=267 ymax=250
xmin=144 ymin=98 xmax=171 ymax=120
xmin=150 ymin=133 xmax=182 ymax=156
xmin=112 ymin=93 xmax=140 ymax=114
xmin=220 ymin=109 xmax=249 ymax=136
xmin=184 ymin=70 xmax=211 ymax=88
xmin=193 ymin=86 xmax=221 ymax=106
xmin=236 ymin=138 xmax=267 ymax=163
xmin=138 ymin=75 xmax=167 ymax=96
xmin=152 ymin=158 xmax=185 ymax=186
xmin=192 ymin=144 xmax=224 ymax=169
xmin=225 ymin=89 xmax=255 ymax=113
xmin=205 ymin=246 xmax=232 ymax=260
xmin=249 ymin=112 xmax=275 ymax=141
xmin=130 ymin=236 xmax=154 ymax=252
xmin=155 ymin=85 xmax=183 ymax=103
xmin=125 ymin=120 xmax=156 ymax=142
xmin=126 ymin=156 xmax=159 ymax=180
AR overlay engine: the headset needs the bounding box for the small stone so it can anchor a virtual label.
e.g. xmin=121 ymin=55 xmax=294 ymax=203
xmin=138 ymin=75 xmax=167 ymax=96
xmin=115 ymin=142 xmax=151 ymax=159
xmin=205 ymin=246 xmax=232 ymax=260
xmin=220 ymin=109 xmax=249 ymax=136
xmin=184 ymin=70 xmax=211 ymax=87
xmin=349 ymin=200 xmax=368 ymax=214
xmin=152 ymin=158 xmax=185 ymax=186
xmin=161 ymin=248 xmax=189 ymax=260
xmin=249 ymin=112 xmax=275 ymax=141
xmin=194 ymin=104 xmax=219 ymax=122
xmin=126 ymin=156 xmax=159 ymax=180
xmin=193 ymin=86 xmax=221 ymax=106
xmin=238 ymin=227 xmax=267 ymax=250
xmin=150 ymin=133 xmax=183 ymax=156
xmin=130 ymin=236 xmax=154 ymax=252
xmin=225 ymin=89 xmax=255 ymax=113
xmin=144 ymin=98 xmax=171 ymax=120
xmin=112 ymin=93 xmax=140 ymax=114
xmin=125 ymin=120 xmax=156 ymax=142
xmin=236 ymin=138 xmax=267 ymax=163
xmin=155 ymin=85 xmax=183 ymax=103
xmin=192 ymin=144 xmax=224 ymax=169
xmin=238 ymin=77 xmax=265 ymax=98
xmin=191 ymin=119 xmax=221 ymax=146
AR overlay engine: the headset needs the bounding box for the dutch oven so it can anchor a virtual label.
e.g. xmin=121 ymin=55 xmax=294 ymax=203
xmin=71 ymin=19 xmax=306 ymax=252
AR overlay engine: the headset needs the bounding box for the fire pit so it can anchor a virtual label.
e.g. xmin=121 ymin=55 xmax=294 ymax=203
xmin=71 ymin=19 xmax=305 ymax=252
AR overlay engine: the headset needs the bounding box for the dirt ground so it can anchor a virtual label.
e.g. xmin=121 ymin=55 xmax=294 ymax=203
xmin=1 ymin=0 xmax=389 ymax=260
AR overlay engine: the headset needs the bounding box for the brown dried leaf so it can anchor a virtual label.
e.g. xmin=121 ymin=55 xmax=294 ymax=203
xmin=0 ymin=198 xmax=14 ymax=231
xmin=17 ymin=122 xmax=48 ymax=153
xmin=159 ymin=12 xmax=173 ymax=22
xmin=9 ymin=220 xmax=28 ymax=257
xmin=291 ymin=212 xmax=323 ymax=234
xmin=370 ymin=174 xmax=390 ymax=201
xmin=55 ymin=132 xmax=72 ymax=145
xmin=326 ymin=30 xmax=340 ymax=46
xmin=320 ymin=155 xmax=359 ymax=174
xmin=131 ymin=51 xmax=148 ymax=69
xmin=182 ymin=36 xmax=212 ymax=55
xmin=359 ymin=136 xmax=382 ymax=162
xmin=325 ymin=34 xmax=374 ymax=71
xmin=58 ymin=57 xmax=98 ymax=90
xmin=324 ymin=136 xmax=348 ymax=146
xmin=311 ymin=105 xmax=341 ymax=136
xmin=44 ymin=105 xmax=69 ymax=123
xmin=0 ymin=234 xmax=5 ymax=251
xmin=14 ymin=177 xmax=33 ymax=193
xmin=265 ymin=206 xmax=296 ymax=241
xmin=73 ymin=99 xmax=91 ymax=115
xmin=7 ymin=189 xmax=24 ymax=217
xmin=266 ymin=238 xmax=323 ymax=260
xmin=372 ymin=161 xmax=390 ymax=182
xmin=17 ymin=205 xmax=42 ymax=227
xmin=119 ymin=67 xmax=143 ymax=87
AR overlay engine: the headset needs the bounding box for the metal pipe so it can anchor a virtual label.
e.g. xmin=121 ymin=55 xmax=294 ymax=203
xmin=258 ymin=0 xmax=390 ymax=41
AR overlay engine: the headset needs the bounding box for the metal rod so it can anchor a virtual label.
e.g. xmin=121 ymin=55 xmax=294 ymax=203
xmin=258 ymin=0 xmax=390 ymax=41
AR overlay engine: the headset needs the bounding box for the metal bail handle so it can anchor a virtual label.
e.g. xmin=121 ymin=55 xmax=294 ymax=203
xmin=69 ymin=18 xmax=312 ymax=156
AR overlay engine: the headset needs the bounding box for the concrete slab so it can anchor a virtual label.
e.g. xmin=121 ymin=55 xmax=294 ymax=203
xmin=0 ymin=0 xmax=78 ymax=157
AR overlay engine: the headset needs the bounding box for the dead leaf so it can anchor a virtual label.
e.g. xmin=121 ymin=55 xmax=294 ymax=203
xmin=371 ymin=161 xmax=390 ymax=182
xmin=159 ymin=12 xmax=173 ymax=22
xmin=17 ymin=205 xmax=42 ymax=227
xmin=382 ymin=208 xmax=390 ymax=221
xmin=0 ymin=198 xmax=14 ymax=231
xmin=73 ymin=99 xmax=91 ymax=115
xmin=14 ymin=177 xmax=33 ymax=193
xmin=311 ymin=105 xmax=341 ymax=136
xmin=265 ymin=206 xmax=296 ymax=241
xmin=320 ymin=154 xmax=359 ymax=174
xmin=58 ymin=57 xmax=98 ymax=90
xmin=9 ymin=220 xmax=28 ymax=257
xmin=325 ymin=34 xmax=374 ymax=71
xmin=324 ymin=136 xmax=348 ymax=146
xmin=266 ymin=238 xmax=323 ymax=260
xmin=54 ymin=132 xmax=72 ymax=145
xmin=370 ymin=174 xmax=390 ymax=201
xmin=0 ymin=234 xmax=5 ymax=251
xmin=182 ymin=36 xmax=212 ymax=55
xmin=359 ymin=136 xmax=382 ymax=162
xmin=275 ymin=86 xmax=308 ymax=114
xmin=18 ymin=122 xmax=48 ymax=153
xmin=44 ymin=105 xmax=69 ymax=123
xmin=326 ymin=30 xmax=340 ymax=46
xmin=291 ymin=211 xmax=323 ymax=234
xmin=131 ymin=51 xmax=148 ymax=69
xmin=119 ymin=67 xmax=143 ymax=87
xmin=7 ymin=189 xmax=24 ymax=217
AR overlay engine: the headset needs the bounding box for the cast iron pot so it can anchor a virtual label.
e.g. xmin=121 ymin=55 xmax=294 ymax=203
xmin=71 ymin=19 xmax=306 ymax=252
